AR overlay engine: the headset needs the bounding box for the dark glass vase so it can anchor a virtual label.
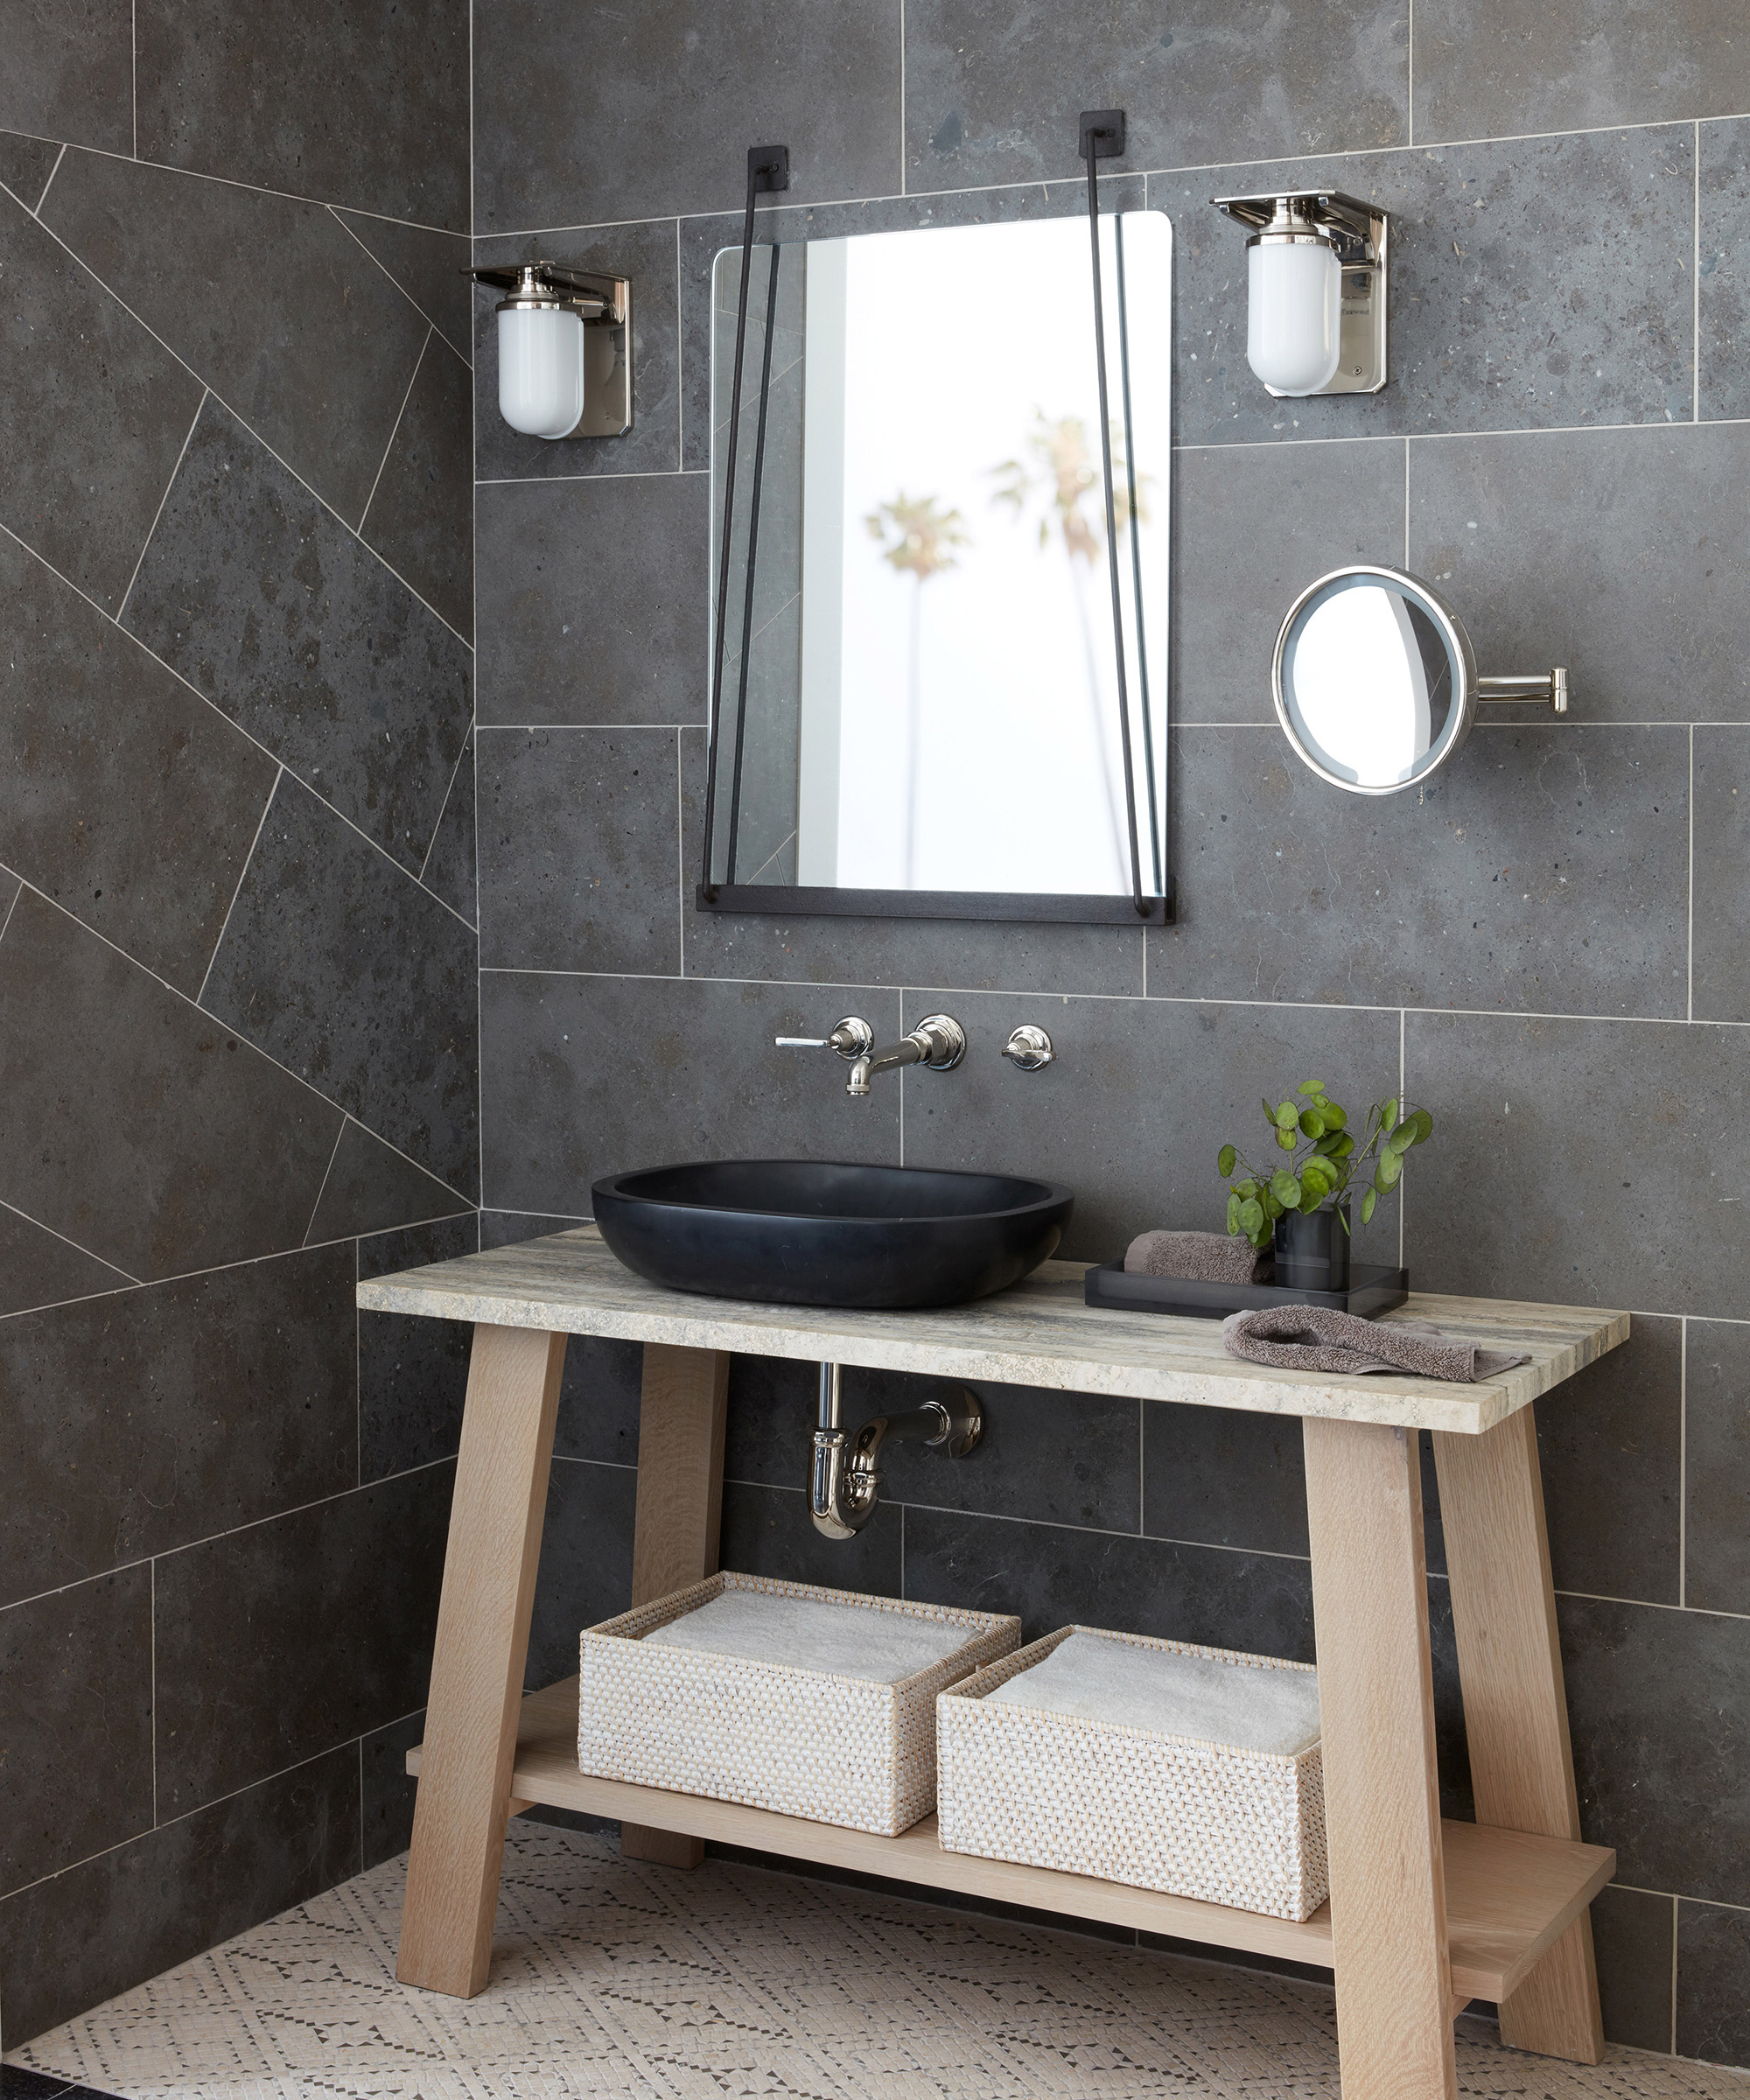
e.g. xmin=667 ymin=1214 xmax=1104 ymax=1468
xmin=1273 ymin=1202 xmax=1351 ymax=1294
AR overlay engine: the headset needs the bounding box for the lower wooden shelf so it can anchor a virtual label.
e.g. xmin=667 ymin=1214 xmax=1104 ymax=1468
xmin=407 ymin=1676 xmax=1615 ymax=2006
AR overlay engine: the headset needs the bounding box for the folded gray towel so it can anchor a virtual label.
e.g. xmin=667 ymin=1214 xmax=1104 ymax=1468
xmin=1125 ymin=1229 xmax=1271 ymax=1284
xmin=1222 ymin=1305 xmax=1532 ymax=1383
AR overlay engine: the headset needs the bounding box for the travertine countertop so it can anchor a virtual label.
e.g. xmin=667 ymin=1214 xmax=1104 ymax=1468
xmin=356 ymin=1225 xmax=1627 ymax=1435
xmin=354 ymin=1226 xmax=1621 ymax=1436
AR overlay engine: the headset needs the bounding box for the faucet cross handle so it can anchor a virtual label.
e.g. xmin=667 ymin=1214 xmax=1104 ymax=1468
xmin=774 ymin=1015 xmax=874 ymax=1060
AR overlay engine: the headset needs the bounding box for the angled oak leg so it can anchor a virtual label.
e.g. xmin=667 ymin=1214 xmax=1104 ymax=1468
xmin=1432 ymin=1407 xmax=1605 ymax=2065
xmin=397 ymin=1322 xmax=568 ymax=1997
xmin=1305 ymin=1417 xmax=1459 ymax=2100
xmin=620 ymin=1342 xmax=732 ymax=1869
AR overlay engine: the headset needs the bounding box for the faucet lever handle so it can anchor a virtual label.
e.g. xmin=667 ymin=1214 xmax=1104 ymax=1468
xmin=775 ymin=1015 xmax=874 ymax=1060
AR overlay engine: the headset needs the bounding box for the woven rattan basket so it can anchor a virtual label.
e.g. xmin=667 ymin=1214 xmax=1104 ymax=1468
xmin=937 ymin=1624 xmax=1328 ymax=1921
xmin=578 ymin=1571 xmax=1020 ymax=1837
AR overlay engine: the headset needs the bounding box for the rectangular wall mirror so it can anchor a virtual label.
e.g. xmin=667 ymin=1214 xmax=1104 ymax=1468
xmin=698 ymin=207 xmax=1173 ymax=926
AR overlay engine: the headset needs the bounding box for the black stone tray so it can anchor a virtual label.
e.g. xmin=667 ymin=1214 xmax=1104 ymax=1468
xmin=1083 ymin=1258 xmax=1410 ymax=1321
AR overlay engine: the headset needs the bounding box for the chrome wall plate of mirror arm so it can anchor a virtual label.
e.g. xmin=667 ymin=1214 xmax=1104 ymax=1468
xmin=466 ymin=262 xmax=634 ymax=438
xmin=1479 ymin=669 xmax=1572 ymax=714
xmin=1212 ymin=190 xmax=1389 ymax=396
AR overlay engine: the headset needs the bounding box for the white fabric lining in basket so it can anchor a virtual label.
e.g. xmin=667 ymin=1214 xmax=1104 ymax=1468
xmin=645 ymin=1587 xmax=971 ymax=1684
xmin=986 ymin=1628 xmax=1321 ymax=1756
xmin=580 ymin=1570 xmax=1020 ymax=1837
xmin=937 ymin=1623 xmax=1328 ymax=1922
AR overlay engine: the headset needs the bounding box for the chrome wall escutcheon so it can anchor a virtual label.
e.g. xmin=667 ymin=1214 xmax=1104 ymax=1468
xmin=809 ymin=1362 xmax=984 ymax=1538
xmin=1002 ymin=1025 xmax=1055 ymax=1071
xmin=774 ymin=1016 xmax=874 ymax=1059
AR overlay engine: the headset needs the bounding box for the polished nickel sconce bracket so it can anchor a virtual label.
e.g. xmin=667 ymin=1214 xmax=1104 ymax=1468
xmin=1212 ymin=192 xmax=1390 ymax=396
xmin=467 ymin=261 xmax=634 ymax=437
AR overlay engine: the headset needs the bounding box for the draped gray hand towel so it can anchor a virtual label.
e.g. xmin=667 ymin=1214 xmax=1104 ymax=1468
xmin=1222 ymin=1305 xmax=1532 ymax=1382
xmin=1125 ymin=1229 xmax=1271 ymax=1284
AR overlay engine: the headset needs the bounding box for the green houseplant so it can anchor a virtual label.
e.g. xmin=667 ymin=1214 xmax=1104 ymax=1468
xmin=1217 ymin=1082 xmax=1433 ymax=1291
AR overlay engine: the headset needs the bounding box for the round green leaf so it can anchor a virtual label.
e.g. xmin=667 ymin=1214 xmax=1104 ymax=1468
xmin=1380 ymin=1096 xmax=1399 ymax=1133
xmin=1361 ymin=1188 xmax=1377 ymax=1224
xmin=1227 ymin=1191 xmax=1241 ymax=1235
xmin=1270 ymin=1168 xmax=1303 ymax=1209
xmin=1238 ymin=1197 xmax=1265 ymax=1242
xmin=1276 ymin=1098 xmax=1300 ymax=1132
xmin=1375 ymin=1147 xmax=1404 ymax=1193
xmin=1297 ymin=1079 xmax=1326 ymax=1096
xmin=1218 ymin=1143 xmax=1237 ymax=1178
xmin=1390 ymin=1118 xmax=1418 ymax=1154
xmin=1410 ymin=1109 xmax=1433 ymax=1144
xmin=1320 ymin=1101 xmax=1348 ymax=1130
xmin=1262 ymin=1190 xmax=1284 ymax=1221
xmin=1298 ymin=1107 xmax=1326 ymax=1139
xmin=1277 ymin=1127 xmax=1297 ymax=1152
xmin=1235 ymin=1177 xmax=1258 ymax=1199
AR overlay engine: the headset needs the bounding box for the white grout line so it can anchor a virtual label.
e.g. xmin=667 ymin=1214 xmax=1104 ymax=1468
xmin=116 ymin=387 xmax=206 ymax=625
xmin=1679 ymin=1318 xmax=1689 ymax=1611
xmin=358 ymin=1737 xmax=367 ymax=1876
xmin=1399 ymin=1008 xmax=1408 ymax=1269
xmin=1406 ymin=0 xmax=1414 ymax=147
xmin=479 ymin=720 xmax=707 ymax=733
xmin=1185 ymin=412 xmax=1750 ymax=454
xmin=898 ymin=0 xmax=907 ymax=196
xmin=1551 ymin=1585 xmax=1749 ymax=1622
xmin=416 ymin=715 xmax=475 ymax=891
xmin=674 ymin=218 xmax=684 ymax=469
xmin=131 ymin=0 xmax=137 ymax=158
xmin=149 ymin=1556 xmax=158 ymax=1824
xmin=41 ymin=137 xmax=466 ymax=235
xmin=33 ymin=141 xmax=66 ymax=216
xmin=676 ymin=726 xmax=686 ymax=974
xmin=302 ymin=1119 xmax=350 ymax=1249
xmin=474 ymin=466 xmax=712 ymax=488
xmin=1689 ymin=726 xmax=1697 ymax=1021
xmin=1694 ymin=122 xmax=1702 ymax=423
xmin=196 ymin=767 xmax=280 ymax=1008
xmin=0 ymin=1192 xmax=139 ymax=1285
xmin=0 ymin=878 xmax=21 ymax=946
xmin=480 ymin=1204 xmax=594 ymax=1223
xmin=1403 ymin=436 xmax=1411 ymax=566
xmin=1671 ymin=1894 xmax=1681 ymax=2054
xmin=328 ymin=206 xmax=472 ymax=367
xmin=359 ymin=327 xmax=430 ymax=536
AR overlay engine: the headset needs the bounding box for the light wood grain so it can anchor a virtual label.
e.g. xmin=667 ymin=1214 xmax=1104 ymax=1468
xmin=1433 ymin=1410 xmax=1606 ymax=2064
xmin=1305 ymin=1418 xmax=1457 ymax=2100
xmin=356 ymin=1226 xmax=1628 ymax=1435
xmin=416 ymin=1677 xmax=1613 ymax=2002
xmin=622 ymin=1343 xmax=731 ymax=1870
xmin=397 ymin=1325 xmax=568 ymax=1998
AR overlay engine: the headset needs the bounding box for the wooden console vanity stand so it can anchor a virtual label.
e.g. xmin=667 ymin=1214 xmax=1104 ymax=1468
xmin=357 ymin=1226 xmax=1627 ymax=2100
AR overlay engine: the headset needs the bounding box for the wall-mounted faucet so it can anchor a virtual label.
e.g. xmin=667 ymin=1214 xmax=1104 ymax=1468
xmin=846 ymin=1013 xmax=966 ymax=1099
xmin=810 ymin=1362 xmax=983 ymax=1539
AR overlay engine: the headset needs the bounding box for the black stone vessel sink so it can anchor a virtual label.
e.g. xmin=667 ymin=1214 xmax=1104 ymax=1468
xmin=592 ymin=1159 xmax=1074 ymax=1310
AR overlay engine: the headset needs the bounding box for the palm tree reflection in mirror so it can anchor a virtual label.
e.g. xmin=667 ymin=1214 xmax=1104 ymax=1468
xmin=864 ymin=493 xmax=970 ymax=885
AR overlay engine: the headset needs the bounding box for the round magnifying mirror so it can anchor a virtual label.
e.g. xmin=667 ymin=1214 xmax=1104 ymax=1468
xmin=1273 ymin=565 xmax=1479 ymax=794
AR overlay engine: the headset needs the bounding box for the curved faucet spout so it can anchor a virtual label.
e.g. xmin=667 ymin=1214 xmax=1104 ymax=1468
xmin=845 ymin=1013 xmax=967 ymax=1098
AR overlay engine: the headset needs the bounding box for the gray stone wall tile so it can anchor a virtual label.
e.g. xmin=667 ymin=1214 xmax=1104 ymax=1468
xmin=359 ymin=1214 xmax=479 ymax=1482
xmin=1684 ymin=1319 xmax=1750 ymax=1616
xmin=154 ymin=1465 xmax=453 ymax=1814
xmin=1167 ymin=127 xmax=1693 ymax=446
xmin=0 ymin=0 xmax=130 ymax=154
xmin=360 ymin=1709 xmax=426 ymax=1869
xmin=1149 ymin=725 xmax=1689 ymax=1018
xmin=555 ymin=1336 xmax=642 ymax=1469
xmin=479 ymin=973 xmax=903 ymax=1217
xmin=1144 ymin=1405 xmax=1311 ymax=1559
xmin=880 ymin=1382 xmax=1142 ymax=1532
xmin=0 ymin=1744 xmax=360 ymax=2048
xmin=1404 ymin=1011 xmax=1750 ymax=1319
xmin=135 ymin=0 xmax=469 ymax=228
xmin=1173 ymin=439 xmax=1407 ymax=726
xmin=2 ymin=529 xmax=279 ymax=994
xmin=0 ymin=1205 xmax=131 ymax=1320
xmin=41 ymin=150 xmax=430 ymax=528
xmin=1699 ymin=117 xmax=1750 ymax=423
xmin=360 ymin=334 xmax=474 ymax=641
xmin=526 ymin=1459 xmax=635 ymax=1690
xmin=0 ymin=1568 xmax=152 ymax=1891
xmin=1677 ymin=1900 xmax=1750 ymax=2065
xmin=0 ymin=198 xmax=205 ymax=612
xmin=0 ymin=889 xmax=342 ymax=1281
xmin=419 ymin=729 xmax=477 ymax=929
xmin=200 ymin=778 xmax=480 ymax=1197
xmin=0 ymin=1247 xmax=358 ymax=1609
xmin=472 ymin=220 xmax=680 ymax=483
xmin=1410 ymin=426 xmax=1750 ymax=724
xmin=472 ymin=0 xmax=901 ymax=234
xmin=903 ymin=1504 xmax=1315 ymax=1657
xmin=1592 ymin=1883 xmax=1676 ymax=2053
xmin=1561 ymin=1592 xmax=1750 ymax=1904
xmin=333 ymin=213 xmax=472 ymax=365
xmin=722 ymin=1478 xmax=902 ymax=1598
xmin=122 ymin=401 xmax=472 ymax=877
xmin=477 ymin=728 xmax=680 ymax=975
xmin=906 ymin=0 xmax=1406 ymax=191
xmin=1415 ymin=0 xmax=1750 ymax=144
xmin=304 ymin=1120 xmax=472 ymax=1245
xmin=0 ymin=131 xmax=64 ymax=212
xmin=475 ymin=477 xmax=709 ymax=728
xmin=1694 ymin=729 xmax=1750 ymax=1020
xmin=898 ymin=989 xmax=1403 ymax=1266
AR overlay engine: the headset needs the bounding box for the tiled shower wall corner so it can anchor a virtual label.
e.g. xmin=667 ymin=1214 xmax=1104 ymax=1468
xmin=469 ymin=0 xmax=1750 ymax=2074
xmin=0 ymin=0 xmax=476 ymax=2047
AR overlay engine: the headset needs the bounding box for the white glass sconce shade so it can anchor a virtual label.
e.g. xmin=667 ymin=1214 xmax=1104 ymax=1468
xmin=1246 ymin=239 xmax=1342 ymax=396
xmin=497 ymin=305 xmax=586 ymax=439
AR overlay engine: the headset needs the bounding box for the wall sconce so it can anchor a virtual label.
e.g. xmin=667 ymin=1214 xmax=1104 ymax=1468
xmin=467 ymin=261 xmax=633 ymax=438
xmin=1211 ymin=192 xmax=1389 ymax=397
